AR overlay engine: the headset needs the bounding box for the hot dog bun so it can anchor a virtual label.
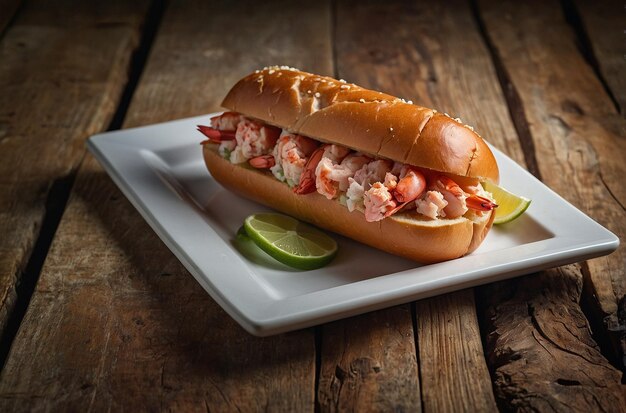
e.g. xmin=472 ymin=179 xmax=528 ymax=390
xmin=222 ymin=67 xmax=498 ymax=183
xmin=204 ymin=67 xmax=499 ymax=263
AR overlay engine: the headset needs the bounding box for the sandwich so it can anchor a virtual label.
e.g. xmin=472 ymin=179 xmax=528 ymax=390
xmin=198 ymin=66 xmax=499 ymax=264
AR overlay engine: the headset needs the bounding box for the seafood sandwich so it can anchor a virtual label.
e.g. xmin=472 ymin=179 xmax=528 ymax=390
xmin=199 ymin=67 xmax=499 ymax=263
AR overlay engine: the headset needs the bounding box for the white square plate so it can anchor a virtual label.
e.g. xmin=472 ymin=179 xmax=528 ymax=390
xmin=88 ymin=114 xmax=619 ymax=336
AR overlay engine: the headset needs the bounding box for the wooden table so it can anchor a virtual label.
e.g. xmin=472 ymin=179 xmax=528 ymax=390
xmin=0 ymin=1 xmax=624 ymax=411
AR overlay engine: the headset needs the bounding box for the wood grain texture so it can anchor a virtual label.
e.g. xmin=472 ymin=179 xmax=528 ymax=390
xmin=0 ymin=0 xmax=332 ymax=411
xmin=479 ymin=268 xmax=625 ymax=412
xmin=416 ymin=292 xmax=496 ymax=412
xmin=476 ymin=0 xmax=626 ymax=408
xmin=317 ymin=307 xmax=420 ymax=412
xmin=0 ymin=0 xmax=21 ymax=35
xmin=124 ymin=0 xmax=335 ymax=127
xmin=572 ymin=0 xmax=626 ymax=116
xmin=0 ymin=159 xmax=315 ymax=411
xmin=0 ymin=0 xmax=149 ymax=339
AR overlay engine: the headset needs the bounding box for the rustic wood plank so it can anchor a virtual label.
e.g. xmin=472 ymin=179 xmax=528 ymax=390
xmin=0 ymin=0 xmax=331 ymax=411
xmin=318 ymin=1 xmax=524 ymax=410
xmin=571 ymin=0 xmax=626 ymax=116
xmin=0 ymin=0 xmax=21 ymax=35
xmin=479 ymin=268 xmax=626 ymax=411
xmin=126 ymin=0 xmax=334 ymax=125
xmin=476 ymin=0 xmax=626 ymax=409
xmin=415 ymin=292 xmax=498 ymax=412
xmin=0 ymin=160 xmax=316 ymax=411
xmin=317 ymin=307 xmax=420 ymax=412
xmin=0 ymin=0 xmax=149 ymax=341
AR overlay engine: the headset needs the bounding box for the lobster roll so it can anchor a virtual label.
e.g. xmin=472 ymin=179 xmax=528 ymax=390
xmin=199 ymin=67 xmax=499 ymax=264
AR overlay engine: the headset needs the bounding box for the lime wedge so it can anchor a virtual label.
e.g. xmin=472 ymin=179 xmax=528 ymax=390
xmin=235 ymin=226 xmax=293 ymax=270
xmin=483 ymin=181 xmax=531 ymax=224
xmin=244 ymin=213 xmax=338 ymax=270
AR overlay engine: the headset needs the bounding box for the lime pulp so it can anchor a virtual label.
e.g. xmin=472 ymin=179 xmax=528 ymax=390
xmin=243 ymin=213 xmax=338 ymax=270
xmin=483 ymin=181 xmax=531 ymax=224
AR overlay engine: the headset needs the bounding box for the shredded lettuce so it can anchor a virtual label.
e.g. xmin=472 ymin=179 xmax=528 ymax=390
xmin=271 ymin=165 xmax=286 ymax=182
xmin=221 ymin=148 xmax=232 ymax=160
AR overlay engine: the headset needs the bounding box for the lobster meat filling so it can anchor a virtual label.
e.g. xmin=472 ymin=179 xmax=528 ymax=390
xmin=199 ymin=112 xmax=497 ymax=223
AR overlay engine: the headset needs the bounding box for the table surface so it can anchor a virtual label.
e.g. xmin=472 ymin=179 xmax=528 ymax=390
xmin=0 ymin=0 xmax=624 ymax=411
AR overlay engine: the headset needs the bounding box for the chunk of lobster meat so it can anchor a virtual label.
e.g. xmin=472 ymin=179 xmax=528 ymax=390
xmin=353 ymin=159 xmax=393 ymax=187
xmin=315 ymin=157 xmax=352 ymax=199
xmin=432 ymin=175 xmax=498 ymax=217
xmin=392 ymin=168 xmax=426 ymax=203
xmin=235 ymin=119 xmax=281 ymax=159
xmin=218 ymin=140 xmax=237 ymax=159
xmin=415 ymin=191 xmax=448 ymax=220
xmin=383 ymin=172 xmax=398 ymax=190
xmin=210 ymin=111 xmax=243 ymax=131
xmin=364 ymin=182 xmax=397 ymax=222
xmin=432 ymin=175 xmax=469 ymax=219
xmin=249 ymin=155 xmax=276 ymax=169
xmin=346 ymin=178 xmax=365 ymax=212
xmin=229 ymin=146 xmax=248 ymax=164
xmin=315 ymin=153 xmax=371 ymax=199
xmin=340 ymin=153 xmax=372 ymax=178
xmin=271 ymin=134 xmax=318 ymax=186
xmin=198 ymin=112 xmax=243 ymax=143
xmin=378 ymin=168 xmax=427 ymax=218
xmin=321 ymin=144 xmax=351 ymax=163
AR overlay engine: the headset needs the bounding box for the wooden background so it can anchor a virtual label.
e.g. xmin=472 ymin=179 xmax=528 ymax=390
xmin=0 ymin=0 xmax=624 ymax=411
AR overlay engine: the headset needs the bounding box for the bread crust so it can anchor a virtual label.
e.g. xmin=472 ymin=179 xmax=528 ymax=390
xmin=203 ymin=146 xmax=493 ymax=264
xmin=222 ymin=67 xmax=499 ymax=183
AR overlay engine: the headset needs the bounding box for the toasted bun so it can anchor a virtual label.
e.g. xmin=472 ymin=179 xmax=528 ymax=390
xmin=222 ymin=67 xmax=499 ymax=183
xmin=204 ymin=146 xmax=494 ymax=264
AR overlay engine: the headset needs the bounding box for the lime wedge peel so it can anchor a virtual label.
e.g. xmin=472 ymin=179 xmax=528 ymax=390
xmin=243 ymin=213 xmax=338 ymax=270
xmin=483 ymin=181 xmax=532 ymax=225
